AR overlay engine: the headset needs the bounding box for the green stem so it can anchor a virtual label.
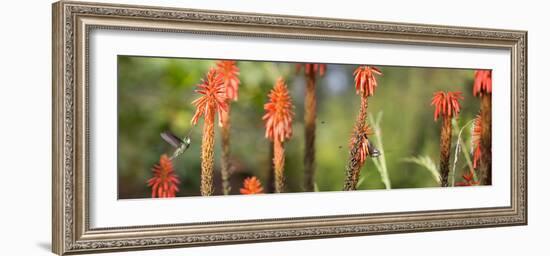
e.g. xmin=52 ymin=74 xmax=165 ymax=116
xmin=368 ymin=112 xmax=391 ymax=189
xmin=451 ymin=119 xmax=477 ymax=186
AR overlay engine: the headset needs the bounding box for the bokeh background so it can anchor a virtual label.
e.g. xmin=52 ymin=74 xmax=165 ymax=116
xmin=118 ymin=56 xmax=481 ymax=199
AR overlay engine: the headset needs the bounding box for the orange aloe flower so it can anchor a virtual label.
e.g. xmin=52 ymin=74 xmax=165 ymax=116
xmin=191 ymin=68 xmax=227 ymax=196
xmin=263 ymin=77 xmax=294 ymax=193
xmin=473 ymin=70 xmax=492 ymax=185
xmin=147 ymin=154 xmax=180 ymax=198
xmin=191 ymin=68 xmax=228 ymax=126
xmin=216 ymin=60 xmax=240 ymax=101
xmin=431 ymin=91 xmax=463 ymax=121
xmin=472 ymin=114 xmax=482 ymax=168
xmin=296 ymin=63 xmax=326 ymax=76
xmin=431 ymin=91 xmax=463 ymax=187
xmin=353 ymin=66 xmax=382 ymax=97
xmin=216 ymin=60 xmax=240 ymax=195
xmin=240 ymin=176 xmax=264 ymax=195
xmin=296 ymin=63 xmax=327 ymax=192
xmin=473 ymin=70 xmax=492 ymax=97
xmin=344 ymin=66 xmax=382 ymax=191
xmin=455 ymin=171 xmax=480 ymax=186
xmin=263 ymin=78 xmax=294 ymax=143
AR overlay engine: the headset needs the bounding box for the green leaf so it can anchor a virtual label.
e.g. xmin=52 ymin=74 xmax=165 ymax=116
xmin=403 ymin=155 xmax=440 ymax=184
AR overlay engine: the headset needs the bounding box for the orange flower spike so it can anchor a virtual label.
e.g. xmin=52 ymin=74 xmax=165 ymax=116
xmin=473 ymin=69 xmax=492 ymax=185
xmin=147 ymin=154 xmax=181 ymax=198
xmin=216 ymin=60 xmax=240 ymax=101
xmin=296 ymin=63 xmax=327 ymax=76
xmin=296 ymin=63 xmax=326 ymax=192
xmin=191 ymin=68 xmax=227 ymax=196
xmin=240 ymin=176 xmax=264 ymax=195
xmin=353 ymin=66 xmax=382 ymax=97
xmin=473 ymin=70 xmax=492 ymax=97
xmin=431 ymin=91 xmax=463 ymax=187
xmin=191 ymin=68 xmax=228 ymax=125
xmin=431 ymin=91 xmax=464 ymax=121
xmin=215 ymin=60 xmax=240 ymax=195
xmin=263 ymin=78 xmax=294 ymax=143
xmin=264 ymin=77 xmax=294 ymax=193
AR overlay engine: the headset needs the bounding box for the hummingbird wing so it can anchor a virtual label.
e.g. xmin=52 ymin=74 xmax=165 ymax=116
xmin=161 ymin=130 xmax=183 ymax=148
xmin=367 ymin=140 xmax=381 ymax=157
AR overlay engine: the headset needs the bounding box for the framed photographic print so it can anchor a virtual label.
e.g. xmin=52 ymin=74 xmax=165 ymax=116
xmin=52 ymin=1 xmax=527 ymax=255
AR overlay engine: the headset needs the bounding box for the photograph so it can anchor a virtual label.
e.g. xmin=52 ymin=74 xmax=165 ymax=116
xmin=49 ymin=1 xmax=529 ymax=254
xmin=117 ymin=56 xmax=493 ymax=199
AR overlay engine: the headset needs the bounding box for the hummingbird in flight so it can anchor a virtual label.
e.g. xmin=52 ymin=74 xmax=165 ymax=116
xmin=357 ymin=131 xmax=381 ymax=158
xmin=366 ymin=139 xmax=381 ymax=157
xmin=161 ymin=129 xmax=192 ymax=160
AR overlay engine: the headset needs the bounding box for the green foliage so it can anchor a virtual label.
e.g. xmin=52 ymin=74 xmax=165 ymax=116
xmin=451 ymin=118 xmax=477 ymax=185
xmin=402 ymin=156 xmax=440 ymax=184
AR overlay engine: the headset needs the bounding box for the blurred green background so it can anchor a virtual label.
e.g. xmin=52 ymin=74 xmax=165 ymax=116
xmin=117 ymin=55 xmax=480 ymax=199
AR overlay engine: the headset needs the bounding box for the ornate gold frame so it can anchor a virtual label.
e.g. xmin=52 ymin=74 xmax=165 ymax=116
xmin=52 ymin=1 xmax=527 ymax=255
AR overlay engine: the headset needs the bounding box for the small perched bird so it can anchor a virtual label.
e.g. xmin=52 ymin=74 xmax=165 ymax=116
xmin=161 ymin=130 xmax=192 ymax=160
